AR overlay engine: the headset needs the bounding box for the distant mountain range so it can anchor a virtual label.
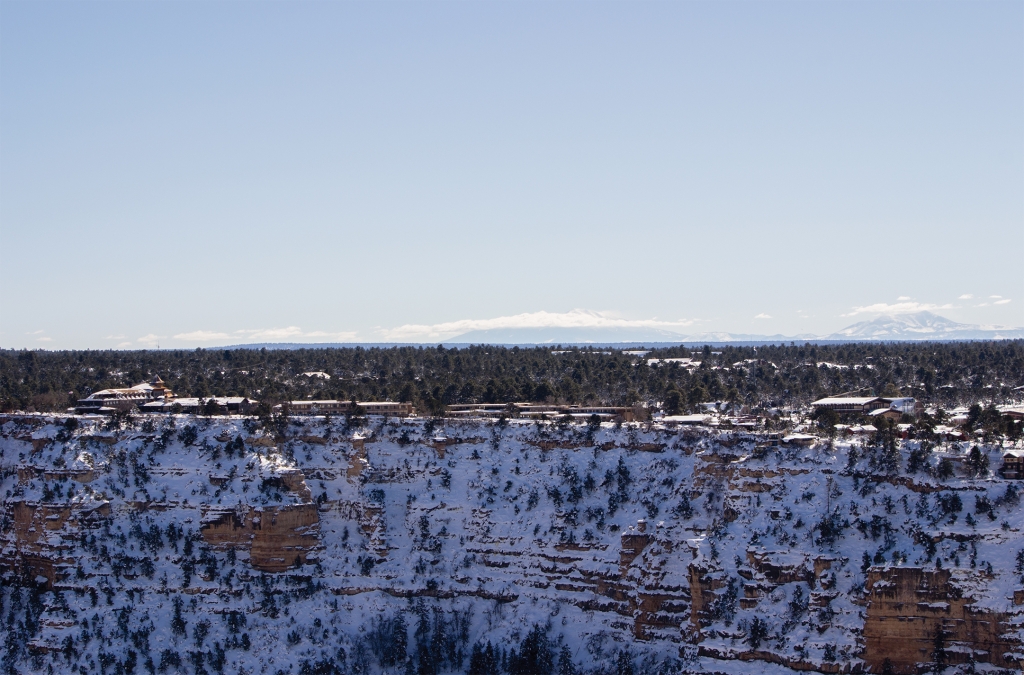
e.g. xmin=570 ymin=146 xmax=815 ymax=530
xmin=223 ymin=312 xmax=1024 ymax=349
xmin=822 ymin=311 xmax=1024 ymax=341
xmin=443 ymin=312 xmax=1024 ymax=344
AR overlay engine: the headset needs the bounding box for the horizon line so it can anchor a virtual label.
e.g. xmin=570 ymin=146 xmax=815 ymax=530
xmin=4 ymin=337 xmax=1024 ymax=352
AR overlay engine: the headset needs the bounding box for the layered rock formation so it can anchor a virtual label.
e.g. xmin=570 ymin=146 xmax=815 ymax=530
xmin=1 ymin=414 xmax=1022 ymax=674
xmin=863 ymin=567 xmax=1018 ymax=672
xmin=200 ymin=502 xmax=320 ymax=572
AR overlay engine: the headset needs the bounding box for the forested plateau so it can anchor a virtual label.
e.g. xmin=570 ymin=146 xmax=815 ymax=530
xmin=2 ymin=341 xmax=1023 ymax=414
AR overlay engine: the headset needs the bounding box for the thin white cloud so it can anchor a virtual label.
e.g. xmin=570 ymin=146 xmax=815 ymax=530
xmin=235 ymin=327 xmax=356 ymax=341
xmin=380 ymin=309 xmax=694 ymax=341
xmin=137 ymin=334 xmax=160 ymax=348
xmin=754 ymin=313 xmax=772 ymax=319
xmin=36 ymin=336 xmax=53 ymax=342
xmin=117 ymin=342 xmax=133 ymax=348
xmin=27 ymin=330 xmax=44 ymax=335
xmin=990 ymin=295 xmax=1002 ymax=299
xmin=958 ymin=294 xmax=974 ymax=300
xmin=843 ymin=301 xmax=954 ymax=317
xmin=174 ymin=330 xmax=232 ymax=342
xmin=304 ymin=330 xmax=359 ymax=340
xmin=994 ymin=298 xmax=1012 ymax=305
xmin=896 ymin=296 xmax=911 ymax=301
xmin=232 ymin=327 xmax=304 ymax=340
xmin=173 ymin=327 xmax=358 ymax=344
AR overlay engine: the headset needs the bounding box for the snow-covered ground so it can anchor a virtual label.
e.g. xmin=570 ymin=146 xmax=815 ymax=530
xmin=1 ymin=414 xmax=1021 ymax=674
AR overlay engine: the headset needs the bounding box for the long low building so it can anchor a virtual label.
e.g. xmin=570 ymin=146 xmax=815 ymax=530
xmin=999 ymin=406 xmax=1024 ymax=421
xmin=277 ymin=400 xmax=415 ymax=417
xmin=811 ymin=396 xmax=919 ymax=417
xmin=447 ymin=403 xmax=636 ymax=421
xmin=141 ymin=397 xmax=259 ymax=415
xmin=279 ymin=400 xmax=635 ymax=421
xmin=810 ymin=397 xmax=889 ymax=415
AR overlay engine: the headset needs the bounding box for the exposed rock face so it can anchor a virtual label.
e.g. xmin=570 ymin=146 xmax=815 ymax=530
xmin=18 ymin=467 xmax=98 ymax=484
xmin=200 ymin=467 xmax=320 ymax=571
xmin=687 ymin=560 xmax=729 ymax=632
xmin=200 ymin=502 xmax=320 ymax=572
xmin=347 ymin=435 xmax=368 ymax=478
xmin=3 ymin=499 xmax=109 ymax=588
xmin=2 ymin=414 xmax=1022 ymax=674
xmin=863 ymin=567 xmax=1017 ymax=672
xmin=249 ymin=503 xmax=320 ymax=571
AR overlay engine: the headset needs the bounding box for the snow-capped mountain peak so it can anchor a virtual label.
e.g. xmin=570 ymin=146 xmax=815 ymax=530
xmin=827 ymin=311 xmax=1024 ymax=340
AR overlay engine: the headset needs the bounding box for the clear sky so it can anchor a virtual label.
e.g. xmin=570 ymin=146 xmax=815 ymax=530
xmin=1 ymin=1 xmax=1021 ymax=348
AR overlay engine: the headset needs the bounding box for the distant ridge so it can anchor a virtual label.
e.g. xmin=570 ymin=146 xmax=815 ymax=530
xmin=216 ymin=312 xmax=1023 ymax=350
xmin=441 ymin=311 xmax=1023 ymax=345
xmin=822 ymin=311 xmax=1024 ymax=341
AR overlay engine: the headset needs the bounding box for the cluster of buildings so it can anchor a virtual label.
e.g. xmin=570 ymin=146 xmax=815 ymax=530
xmin=73 ymin=376 xmax=258 ymax=415
xmin=445 ymin=403 xmax=637 ymax=422
xmin=274 ymin=401 xmax=638 ymax=422
xmin=71 ymin=381 xmax=634 ymax=421
xmin=809 ymin=395 xmax=1024 ymax=480
xmin=74 ymin=379 xmax=423 ymax=418
xmin=68 ymin=378 xmax=1024 ymax=480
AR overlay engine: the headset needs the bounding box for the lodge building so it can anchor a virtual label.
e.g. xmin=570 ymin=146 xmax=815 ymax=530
xmin=74 ymin=376 xmax=175 ymax=414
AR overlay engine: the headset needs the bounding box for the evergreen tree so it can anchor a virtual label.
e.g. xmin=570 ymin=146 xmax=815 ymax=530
xmin=614 ymin=649 xmax=634 ymax=675
xmin=931 ymin=624 xmax=947 ymax=674
xmin=557 ymin=644 xmax=577 ymax=675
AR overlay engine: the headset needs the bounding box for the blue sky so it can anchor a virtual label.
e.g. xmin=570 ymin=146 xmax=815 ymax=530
xmin=1 ymin=1 xmax=1021 ymax=348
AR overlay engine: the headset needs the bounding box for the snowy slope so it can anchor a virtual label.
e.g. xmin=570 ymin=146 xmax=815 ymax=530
xmin=1 ymin=414 xmax=1022 ymax=674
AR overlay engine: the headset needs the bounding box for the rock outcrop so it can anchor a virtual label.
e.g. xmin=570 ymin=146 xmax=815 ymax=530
xmin=863 ymin=567 xmax=1017 ymax=671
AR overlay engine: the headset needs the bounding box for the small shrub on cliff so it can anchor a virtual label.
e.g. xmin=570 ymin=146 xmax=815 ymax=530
xmin=935 ymin=493 xmax=963 ymax=525
xmin=965 ymin=446 xmax=989 ymax=478
xmin=975 ymin=495 xmax=996 ymax=521
xmin=707 ymin=577 xmax=738 ymax=626
xmin=814 ymin=509 xmax=848 ymax=547
xmin=177 ymin=425 xmax=198 ymax=447
xmin=788 ymin=585 xmax=809 ymax=620
xmin=747 ymin=617 xmax=769 ymax=650
xmin=171 ymin=597 xmax=187 ymax=637
xmin=674 ymin=493 xmax=693 ymax=519
xmin=936 ymin=458 xmax=954 ymax=481
xmin=159 ymin=649 xmax=181 ymax=671
xmin=995 ymin=483 xmax=1019 ymax=508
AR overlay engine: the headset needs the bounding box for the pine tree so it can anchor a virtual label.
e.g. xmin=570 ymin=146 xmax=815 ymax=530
xmin=931 ymin=624 xmax=947 ymax=674
xmin=615 ymin=649 xmax=634 ymax=675
xmin=557 ymin=644 xmax=577 ymax=675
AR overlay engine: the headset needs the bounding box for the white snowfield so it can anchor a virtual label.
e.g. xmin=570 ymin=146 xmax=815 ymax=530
xmin=1 ymin=414 xmax=1022 ymax=674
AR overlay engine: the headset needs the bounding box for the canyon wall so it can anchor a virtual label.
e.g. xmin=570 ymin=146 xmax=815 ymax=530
xmin=1 ymin=414 xmax=1022 ymax=674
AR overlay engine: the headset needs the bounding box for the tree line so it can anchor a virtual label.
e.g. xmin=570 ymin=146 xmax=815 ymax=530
xmin=1 ymin=341 xmax=1021 ymax=414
